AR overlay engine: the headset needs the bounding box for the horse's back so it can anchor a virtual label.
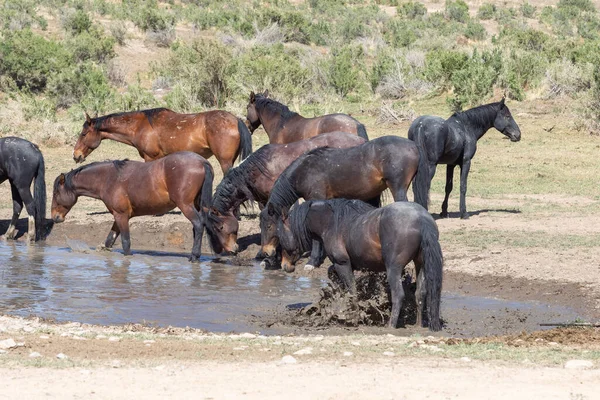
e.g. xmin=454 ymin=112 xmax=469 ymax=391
xmin=307 ymin=131 xmax=366 ymax=148
xmin=316 ymin=113 xmax=362 ymax=135
xmin=0 ymin=137 xmax=43 ymax=179
xmin=408 ymin=116 xmax=445 ymax=140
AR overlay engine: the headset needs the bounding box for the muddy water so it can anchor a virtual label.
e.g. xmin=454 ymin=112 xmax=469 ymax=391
xmin=0 ymin=242 xmax=585 ymax=336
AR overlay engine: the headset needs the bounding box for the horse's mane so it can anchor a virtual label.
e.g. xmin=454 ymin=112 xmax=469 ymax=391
xmin=254 ymin=95 xmax=298 ymax=124
xmin=450 ymin=102 xmax=501 ymax=130
xmin=287 ymin=201 xmax=314 ymax=252
xmin=91 ymin=108 xmax=169 ymax=130
xmin=56 ymin=160 xmax=130 ymax=193
xmin=212 ymin=146 xmax=272 ymax=213
xmin=329 ymin=198 xmax=376 ymax=235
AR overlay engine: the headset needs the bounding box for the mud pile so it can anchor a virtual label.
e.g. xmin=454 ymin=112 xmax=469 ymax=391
xmin=289 ymin=268 xmax=416 ymax=327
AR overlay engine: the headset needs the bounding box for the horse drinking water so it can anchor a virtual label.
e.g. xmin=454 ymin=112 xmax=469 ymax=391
xmin=0 ymin=137 xmax=46 ymax=242
xmin=246 ymin=90 xmax=368 ymax=143
xmin=204 ymin=132 xmax=366 ymax=255
xmin=52 ymin=152 xmax=214 ymax=261
xmin=277 ymin=199 xmax=443 ymax=331
xmin=73 ymin=108 xmax=252 ymax=173
xmin=409 ymin=98 xmax=521 ymax=219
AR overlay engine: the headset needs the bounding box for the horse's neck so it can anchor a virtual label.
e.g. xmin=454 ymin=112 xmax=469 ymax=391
xmin=306 ymin=208 xmax=335 ymax=241
xmin=214 ymin=184 xmax=245 ymax=214
xmin=98 ymin=115 xmax=142 ymax=146
xmin=72 ymin=166 xmax=112 ymax=200
xmin=456 ymin=109 xmax=497 ymax=141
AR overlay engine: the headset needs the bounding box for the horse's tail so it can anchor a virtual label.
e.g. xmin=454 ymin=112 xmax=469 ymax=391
xmin=198 ymin=162 xmax=214 ymax=211
xmin=356 ymin=122 xmax=369 ymax=141
xmin=411 ymin=128 xmax=430 ymax=210
xmin=237 ymin=118 xmax=253 ymax=161
xmin=420 ymin=216 xmax=443 ymax=331
xmin=33 ymin=154 xmax=47 ymax=241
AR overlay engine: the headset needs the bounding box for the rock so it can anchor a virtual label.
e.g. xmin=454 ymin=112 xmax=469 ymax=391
xmin=304 ymin=264 xmax=315 ymax=271
xmin=23 ymin=326 xmax=34 ymax=333
xmin=95 ymin=335 xmax=107 ymax=340
xmin=548 ymin=342 xmax=559 ymax=346
xmin=56 ymin=353 xmax=68 ymax=360
xmin=108 ymin=336 xmax=120 ymax=342
xmin=240 ymin=333 xmax=256 ymax=339
xmin=39 ymin=335 xmax=50 ymax=340
xmin=0 ymin=349 xmax=7 ymax=355
xmin=383 ymin=351 xmax=395 ymax=357
xmin=233 ymin=346 xmax=248 ymax=351
xmin=293 ymin=347 xmax=313 ymax=355
xmin=565 ymin=360 xmax=594 ymax=370
xmin=460 ymin=357 xmax=471 ymax=362
xmin=351 ymin=341 xmax=361 ymax=347
xmin=110 ymin=360 xmax=121 ymax=368
xmin=343 ymin=351 xmax=353 ymax=357
xmin=0 ymin=338 xmax=17 ymax=350
xmin=143 ymin=340 xmax=155 ymax=344
xmin=29 ymin=352 xmax=42 ymax=358
xmin=280 ymin=355 xmax=298 ymax=364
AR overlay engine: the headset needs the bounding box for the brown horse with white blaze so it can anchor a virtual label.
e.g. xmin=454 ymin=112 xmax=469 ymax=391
xmin=52 ymin=152 xmax=214 ymax=261
xmin=246 ymin=90 xmax=368 ymax=144
xmin=73 ymin=108 xmax=252 ymax=173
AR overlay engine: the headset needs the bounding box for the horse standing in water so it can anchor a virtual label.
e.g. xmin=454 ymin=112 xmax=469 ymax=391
xmin=73 ymin=108 xmax=252 ymax=173
xmin=0 ymin=137 xmax=46 ymax=242
xmin=260 ymin=136 xmax=420 ymax=269
xmin=52 ymin=152 xmax=213 ymax=261
xmin=277 ymin=199 xmax=443 ymax=331
xmin=204 ymin=132 xmax=366 ymax=255
xmin=409 ymin=98 xmax=521 ymax=219
xmin=246 ymin=90 xmax=369 ymax=144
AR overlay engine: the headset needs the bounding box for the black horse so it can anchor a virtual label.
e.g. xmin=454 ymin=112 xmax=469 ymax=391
xmin=260 ymin=135 xmax=420 ymax=269
xmin=277 ymin=199 xmax=443 ymax=331
xmin=0 ymin=137 xmax=46 ymax=242
xmin=409 ymin=98 xmax=521 ymax=219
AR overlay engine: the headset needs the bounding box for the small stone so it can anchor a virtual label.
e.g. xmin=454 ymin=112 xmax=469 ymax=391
xmin=548 ymin=342 xmax=559 ymax=346
xmin=110 ymin=360 xmax=121 ymax=368
xmin=95 ymin=335 xmax=107 ymax=340
xmin=143 ymin=340 xmax=155 ymax=344
xmin=240 ymin=333 xmax=256 ymax=339
xmin=565 ymin=360 xmax=594 ymax=370
xmin=293 ymin=347 xmax=313 ymax=355
xmin=23 ymin=326 xmax=34 ymax=333
xmin=108 ymin=336 xmax=120 ymax=342
xmin=56 ymin=353 xmax=68 ymax=360
xmin=233 ymin=346 xmax=248 ymax=351
xmin=280 ymin=355 xmax=297 ymax=364
xmin=0 ymin=338 xmax=17 ymax=350
xmin=304 ymin=264 xmax=315 ymax=271
xmin=460 ymin=357 xmax=471 ymax=362
xmin=351 ymin=341 xmax=361 ymax=347
xmin=408 ymin=342 xmax=418 ymax=348
xmin=29 ymin=352 xmax=42 ymax=358
xmin=343 ymin=351 xmax=353 ymax=357
xmin=72 ymin=336 xmax=87 ymax=341
xmin=0 ymin=349 xmax=7 ymax=355
xmin=154 ymin=365 xmax=166 ymax=371
xmin=383 ymin=351 xmax=395 ymax=357
xmin=39 ymin=335 xmax=50 ymax=340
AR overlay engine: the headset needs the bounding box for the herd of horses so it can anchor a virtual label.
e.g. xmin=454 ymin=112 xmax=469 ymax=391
xmin=0 ymin=91 xmax=522 ymax=331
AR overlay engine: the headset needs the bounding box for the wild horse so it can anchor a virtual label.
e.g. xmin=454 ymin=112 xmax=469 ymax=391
xmin=204 ymin=131 xmax=366 ymax=255
xmin=409 ymin=98 xmax=521 ymax=219
xmin=73 ymin=108 xmax=252 ymax=173
xmin=246 ymin=90 xmax=368 ymax=144
xmin=277 ymin=199 xmax=443 ymax=331
xmin=0 ymin=137 xmax=46 ymax=242
xmin=52 ymin=152 xmax=213 ymax=261
xmin=260 ymin=135 xmax=420 ymax=269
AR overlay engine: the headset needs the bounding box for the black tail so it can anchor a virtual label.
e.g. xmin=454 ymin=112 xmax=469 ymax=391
xmin=33 ymin=155 xmax=46 ymax=241
xmin=420 ymin=216 xmax=443 ymax=331
xmin=357 ymin=123 xmax=369 ymax=141
xmin=411 ymin=129 xmax=430 ymax=210
xmin=197 ymin=162 xmax=214 ymax=211
xmin=237 ymin=118 xmax=253 ymax=162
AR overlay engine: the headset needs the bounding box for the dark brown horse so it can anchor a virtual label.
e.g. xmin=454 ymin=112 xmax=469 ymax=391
xmin=260 ymin=135 xmax=420 ymax=269
xmin=246 ymin=90 xmax=368 ymax=144
xmin=51 ymin=152 xmax=214 ymax=261
xmin=73 ymin=108 xmax=252 ymax=173
xmin=277 ymin=199 xmax=443 ymax=331
xmin=204 ymin=131 xmax=366 ymax=255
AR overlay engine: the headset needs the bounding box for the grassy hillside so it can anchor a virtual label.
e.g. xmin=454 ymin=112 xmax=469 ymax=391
xmin=2 ymin=0 xmax=600 ymax=146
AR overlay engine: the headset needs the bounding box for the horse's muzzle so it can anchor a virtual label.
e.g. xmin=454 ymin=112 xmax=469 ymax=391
xmin=52 ymin=215 xmax=65 ymax=223
xmin=73 ymin=154 xmax=85 ymax=163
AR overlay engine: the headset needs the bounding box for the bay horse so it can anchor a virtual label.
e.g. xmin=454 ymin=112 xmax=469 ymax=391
xmin=204 ymin=131 xmax=366 ymax=255
xmin=0 ymin=137 xmax=46 ymax=242
xmin=51 ymin=152 xmax=213 ymax=261
xmin=246 ymin=90 xmax=369 ymax=144
xmin=409 ymin=98 xmax=521 ymax=219
xmin=73 ymin=108 xmax=252 ymax=173
xmin=260 ymin=135 xmax=419 ymax=269
xmin=277 ymin=199 xmax=443 ymax=331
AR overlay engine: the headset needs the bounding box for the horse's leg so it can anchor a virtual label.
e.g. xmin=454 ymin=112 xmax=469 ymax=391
xmin=305 ymin=239 xmax=326 ymax=271
xmin=386 ymin=264 xmax=406 ymax=329
xmin=103 ymin=221 xmax=121 ymax=249
xmin=333 ymin=260 xmax=356 ymax=294
xmin=4 ymin=183 xmax=23 ymax=240
xmin=15 ymin=184 xmax=36 ymax=243
xmin=114 ymin=214 xmax=132 ymax=256
xmin=440 ymin=164 xmax=456 ymax=218
xmin=179 ymin=204 xmax=205 ymax=263
xmin=459 ymin=159 xmax=471 ymax=219
xmin=414 ymin=260 xmax=426 ymax=328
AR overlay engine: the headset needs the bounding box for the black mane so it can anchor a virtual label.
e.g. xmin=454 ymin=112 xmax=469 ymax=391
xmin=254 ymin=96 xmax=298 ymax=125
xmin=450 ymin=102 xmax=501 ymax=131
xmin=55 ymin=159 xmax=130 ymax=193
xmin=90 ymin=108 xmax=170 ymax=130
xmin=212 ymin=146 xmax=272 ymax=213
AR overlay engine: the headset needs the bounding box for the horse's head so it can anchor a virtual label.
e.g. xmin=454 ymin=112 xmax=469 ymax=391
xmin=277 ymin=208 xmax=301 ymax=273
xmin=259 ymin=202 xmax=280 ymax=258
xmin=51 ymin=173 xmax=77 ymax=223
xmin=73 ymin=112 xmax=102 ymax=163
xmin=204 ymin=208 xmax=239 ymax=255
xmin=246 ymin=90 xmax=269 ymax=133
xmin=494 ymin=98 xmax=521 ymax=142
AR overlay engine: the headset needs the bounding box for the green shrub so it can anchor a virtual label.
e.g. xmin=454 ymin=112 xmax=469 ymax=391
xmin=557 ymin=0 xmax=596 ymax=13
xmin=0 ymin=0 xmax=47 ymax=30
xmin=494 ymin=6 xmax=517 ymax=25
xmin=498 ymin=50 xmax=546 ymax=101
xmin=464 ymin=20 xmax=486 ymax=40
xmin=520 ymin=2 xmax=536 ymax=18
xmin=384 ymin=19 xmax=419 ymax=48
xmin=62 ymin=10 xmax=93 ymax=34
xmin=370 ymin=49 xmax=395 ymax=92
xmin=448 ymin=49 xmax=501 ymax=111
xmin=423 ymin=49 xmax=468 ymax=89
xmin=118 ymin=78 xmax=158 ymax=111
xmin=66 ymin=30 xmax=116 ymax=63
xmin=445 ymin=0 xmax=469 ymax=23
xmin=329 ymin=45 xmax=365 ymax=97
xmin=477 ymin=3 xmax=496 ymax=20
xmin=577 ymin=13 xmax=600 ymax=39
xmin=110 ymin=21 xmax=128 ymax=45
xmin=398 ymin=1 xmax=427 ymax=19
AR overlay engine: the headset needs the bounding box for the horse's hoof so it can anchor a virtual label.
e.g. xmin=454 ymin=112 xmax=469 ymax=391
xmin=260 ymin=258 xmax=280 ymax=270
xmin=440 ymin=212 xmax=448 ymax=219
xmin=96 ymin=245 xmax=112 ymax=252
xmin=189 ymin=256 xmax=200 ymax=263
xmin=304 ymin=264 xmax=315 ymax=271
xmin=460 ymin=213 xmax=470 ymax=220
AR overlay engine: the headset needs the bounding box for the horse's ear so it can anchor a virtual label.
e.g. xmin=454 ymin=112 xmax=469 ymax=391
xmin=267 ymin=202 xmax=276 ymax=217
xmin=500 ymin=96 xmax=506 ymax=107
xmin=281 ymin=207 xmax=289 ymax=220
xmin=211 ymin=207 xmax=222 ymax=216
xmin=263 ymin=89 xmax=269 ymax=98
xmin=250 ymin=91 xmax=256 ymax=103
xmin=58 ymin=174 xmax=65 ymax=185
xmin=84 ymin=111 xmax=92 ymax=124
